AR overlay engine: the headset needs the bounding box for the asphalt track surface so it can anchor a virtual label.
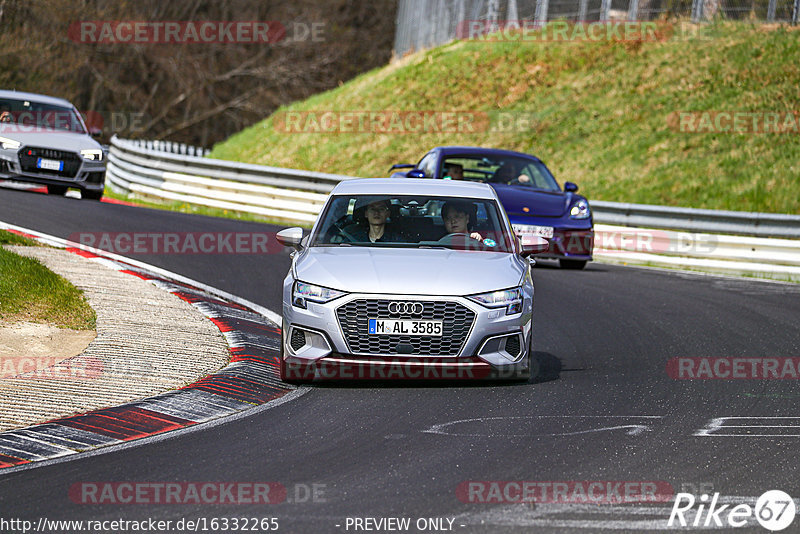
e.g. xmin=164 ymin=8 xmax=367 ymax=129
xmin=1 ymin=186 xmax=799 ymax=533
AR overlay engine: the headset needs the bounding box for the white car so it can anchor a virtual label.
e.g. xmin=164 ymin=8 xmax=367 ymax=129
xmin=0 ymin=90 xmax=105 ymax=200
xmin=276 ymin=178 xmax=549 ymax=382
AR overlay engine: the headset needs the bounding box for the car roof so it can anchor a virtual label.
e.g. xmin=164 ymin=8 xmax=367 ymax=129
xmin=430 ymin=146 xmax=543 ymax=163
xmin=332 ymin=178 xmax=498 ymax=200
xmin=0 ymin=90 xmax=74 ymax=108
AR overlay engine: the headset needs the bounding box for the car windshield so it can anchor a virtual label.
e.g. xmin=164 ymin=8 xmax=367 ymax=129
xmin=0 ymin=97 xmax=87 ymax=134
xmin=311 ymin=194 xmax=514 ymax=252
xmin=441 ymin=154 xmax=560 ymax=191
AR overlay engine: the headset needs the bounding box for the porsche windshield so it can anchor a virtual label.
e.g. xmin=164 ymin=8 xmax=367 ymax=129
xmin=312 ymin=194 xmax=514 ymax=252
xmin=441 ymin=154 xmax=560 ymax=191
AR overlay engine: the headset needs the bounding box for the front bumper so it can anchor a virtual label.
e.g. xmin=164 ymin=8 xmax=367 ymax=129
xmin=536 ymin=229 xmax=594 ymax=261
xmin=0 ymin=147 xmax=106 ymax=192
xmin=281 ymin=289 xmax=534 ymax=380
xmin=509 ymin=217 xmax=594 ymax=261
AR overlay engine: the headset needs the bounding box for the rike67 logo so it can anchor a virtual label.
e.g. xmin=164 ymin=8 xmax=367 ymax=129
xmin=668 ymin=490 xmax=796 ymax=531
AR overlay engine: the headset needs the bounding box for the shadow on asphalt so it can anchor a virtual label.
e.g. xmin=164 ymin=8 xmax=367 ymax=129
xmin=289 ymin=351 xmax=564 ymax=389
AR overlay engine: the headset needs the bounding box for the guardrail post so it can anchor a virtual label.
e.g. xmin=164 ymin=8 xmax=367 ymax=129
xmin=767 ymin=0 xmax=777 ymax=21
xmin=627 ymin=0 xmax=640 ymax=21
xmin=534 ymin=0 xmax=549 ymax=26
xmin=691 ymin=0 xmax=704 ymax=21
xmin=793 ymin=0 xmax=799 ymax=24
xmin=600 ymin=0 xmax=611 ymax=20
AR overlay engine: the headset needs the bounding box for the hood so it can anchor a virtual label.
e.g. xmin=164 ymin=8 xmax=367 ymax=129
xmin=491 ymin=184 xmax=571 ymax=217
xmin=0 ymin=126 xmax=100 ymax=152
xmin=294 ymin=247 xmax=525 ymax=296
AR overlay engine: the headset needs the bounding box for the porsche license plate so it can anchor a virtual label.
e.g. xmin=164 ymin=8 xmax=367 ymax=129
xmin=513 ymin=224 xmax=554 ymax=239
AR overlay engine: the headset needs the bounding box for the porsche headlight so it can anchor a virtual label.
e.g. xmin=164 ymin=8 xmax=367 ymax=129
xmin=0 ymin=136 xmax=21 ymax=150
xmin=80 ymin=149 xmax=104 ymax=161
xmin=292 ymin=281 xmax=346 ymax=309
xmin=569 ymin=198 xmax=590 ymax=219
xmin=468 ymin=287 xmax=523 ymax=315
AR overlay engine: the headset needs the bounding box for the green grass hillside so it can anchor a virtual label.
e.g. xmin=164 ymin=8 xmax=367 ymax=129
xmin=0 ymin=231 xmax=96 ymax=329
xmin=210 ymin=21 xmax=800 ymax=214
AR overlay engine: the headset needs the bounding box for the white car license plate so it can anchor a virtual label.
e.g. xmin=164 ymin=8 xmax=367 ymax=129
xmin=513 ymin=224 xmax=554 ymax=239
xmin=36 ymin=158 xmax=64 ymax=172
xmin=368 ymin=319 xmax=442 ymax=336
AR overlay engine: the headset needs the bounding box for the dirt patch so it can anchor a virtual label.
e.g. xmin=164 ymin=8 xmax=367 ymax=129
xmin=0 ymin=321 xmax=95 ymax=377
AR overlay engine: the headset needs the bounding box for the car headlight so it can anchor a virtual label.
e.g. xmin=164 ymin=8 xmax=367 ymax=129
xmin=80 ymin=149 xmax=103 ymax=161
xmin=0 ymin=136 xmax=21 ymax=150
xmin=468 ymin=287 xmax=523 ymax=315
xmin=292 ymin=281 xmax=346 ymax=309
xmin=569 ymin=198 xmax=590 ymax=219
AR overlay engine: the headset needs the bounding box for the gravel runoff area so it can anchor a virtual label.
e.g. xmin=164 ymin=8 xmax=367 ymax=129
xmin=0 ymin=246 xmax=230 ymax=431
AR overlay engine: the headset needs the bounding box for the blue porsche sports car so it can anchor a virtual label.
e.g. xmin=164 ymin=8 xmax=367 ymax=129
xmin=390 ymin=146 xmax=593 ymax=269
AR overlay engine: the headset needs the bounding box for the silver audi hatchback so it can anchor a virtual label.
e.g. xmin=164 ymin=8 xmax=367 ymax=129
xmin=276 ymin=178 xmax=548 ymax=382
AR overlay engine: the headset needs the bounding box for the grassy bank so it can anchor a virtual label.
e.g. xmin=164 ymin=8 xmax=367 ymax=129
xmin=0 ymin=231 xmax=96 ymax=329
xmin=209 ymin=21 xmax=800 ymax=214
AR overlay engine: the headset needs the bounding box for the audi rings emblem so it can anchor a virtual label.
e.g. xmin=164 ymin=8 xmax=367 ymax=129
xmin=388 ymin=301 xmax=424 ymax=315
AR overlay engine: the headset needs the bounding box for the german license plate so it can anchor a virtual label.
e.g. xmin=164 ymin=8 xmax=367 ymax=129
xmin=368 ymin=319 xmax=443 ymax=336
xmin=513 ymin=224 xmax=554 ymax=239
xmin=37 ymin=158 xmax=64 ymax=172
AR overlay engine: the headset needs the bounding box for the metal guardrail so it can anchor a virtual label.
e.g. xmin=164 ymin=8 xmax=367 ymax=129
xmin=591 ymin=200 xmax=800 ymax=239
xmin=105 ymin=136 xmax=800 ymax=281
xmin=106 ymin=135 xmax=353 ymax=224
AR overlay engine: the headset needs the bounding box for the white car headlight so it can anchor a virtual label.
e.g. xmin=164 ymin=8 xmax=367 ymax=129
xmin=80 ymin=149 xmax=103 ymax=161
xmin=292 ymin=281 xmax=346 ymax=309
xmin=0 ymin=136 xmax=21 ymax=150
xmin=468 ymin=287 xmax=523 ymax=315
xmin=570 ymin=198 xmax=590 ymax=219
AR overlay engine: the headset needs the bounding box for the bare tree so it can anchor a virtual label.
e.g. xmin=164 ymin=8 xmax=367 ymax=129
xmin=0 ymin=0 xmax=396 ymax=147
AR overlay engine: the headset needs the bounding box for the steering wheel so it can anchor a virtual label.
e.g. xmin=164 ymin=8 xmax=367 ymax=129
xmin=335 ymin=223 xmax=361 ymax=242
xmin=437 ymin=232 xmax=480 ymax=244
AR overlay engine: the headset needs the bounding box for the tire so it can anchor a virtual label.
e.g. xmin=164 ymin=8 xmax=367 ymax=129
xmin=559 ymin=259 xmax=587 ymax=270
xmin=46 ymin=185 xmax=67 ymax=196
xmin=82 ymin=189 xmax=103 ymax=201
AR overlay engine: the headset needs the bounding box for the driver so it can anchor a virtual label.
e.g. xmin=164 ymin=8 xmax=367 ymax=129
xmin=441 ymin=201 xmax=483 ymax=242
xmin=348 ymin=198 xmax=403 ymax=243
xmin=0 ymin=103 xmax=13 ymax=123
xmin=443 ymin=163 xmax=464 ymax=180
xmin=492 ymin=162 xmax=529 ymax=184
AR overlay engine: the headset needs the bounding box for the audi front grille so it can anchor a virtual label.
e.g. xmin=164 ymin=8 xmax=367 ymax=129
xmin=336 ymin=299 xmax=475 ymax=357
xmin=18 ymin=147 xmax=82 ymax=178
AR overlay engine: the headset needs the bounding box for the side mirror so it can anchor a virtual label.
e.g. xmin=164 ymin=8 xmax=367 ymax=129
xmin=90 ymin=127 xmax=103 ymax=138
xmin=564 ymin=182 xmax=578 ymax=193
xmin=406 ymin=169 xmax=425 ymax=178
xmin=519 ymin=235 xmax=549 ymax=257
xmin=276 ymin=227 xmax=304 ymax=251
